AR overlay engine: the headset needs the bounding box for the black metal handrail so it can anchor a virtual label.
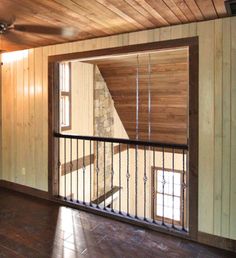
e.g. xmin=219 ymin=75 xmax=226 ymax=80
xmin=54 ymin=132 xmax=188 ymax=150
xmin=54 ymin=132 xmax=189 ymax=234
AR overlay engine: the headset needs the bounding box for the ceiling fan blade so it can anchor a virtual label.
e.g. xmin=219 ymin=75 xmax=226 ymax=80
xmin=4 ymin=31 xmax=27 ymax=45
xmin=0 ymin=15 xmax=15 ymax=26
xmin=14 ymin=24 xmax=77 ymax=37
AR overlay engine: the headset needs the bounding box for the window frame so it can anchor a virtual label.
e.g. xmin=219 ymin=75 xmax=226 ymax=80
xmin=152 ymin=166 xmax=186 ymax=227
xmin=60 ymin=62 xmax=72 ymax=131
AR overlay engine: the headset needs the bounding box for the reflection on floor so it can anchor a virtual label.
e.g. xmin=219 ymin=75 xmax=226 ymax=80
xmin=0 ymin=188 xmax=234 ymax=258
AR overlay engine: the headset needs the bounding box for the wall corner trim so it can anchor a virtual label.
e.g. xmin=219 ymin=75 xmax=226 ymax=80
xmin=198 ymin=231 xmax=236 ymax=253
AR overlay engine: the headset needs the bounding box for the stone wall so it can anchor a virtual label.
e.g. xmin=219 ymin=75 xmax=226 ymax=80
xmin=93 ymin=66 xmax=114 ymax=199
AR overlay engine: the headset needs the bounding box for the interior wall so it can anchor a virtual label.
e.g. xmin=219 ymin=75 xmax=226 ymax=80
xmin=0 ymin=55 xmax=2 ymax=181
xmin=69 ymin=61 xmax=94 ymax=136
xmin=59 ymin=61 xmax=94 ymax=200
xmin=0 ymin=17 xmax=236 ymax=240
xmin=58 ymin=61 xmax=128 ymax=202
xmin=59 ymin=61 xmax=94 ymax=161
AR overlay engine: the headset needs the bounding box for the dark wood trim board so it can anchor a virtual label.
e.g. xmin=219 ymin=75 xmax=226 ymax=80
xmin=0 ymin=180 xmax=50 ymax=200
xmin=198 ymin=232 xmax=236 ymax=253
xmin=48 ymin=36 xmax=199 ymax=241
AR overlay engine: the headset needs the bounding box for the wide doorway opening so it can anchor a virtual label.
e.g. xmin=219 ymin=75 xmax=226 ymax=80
xmin=49 ymin=38 xmax=198 ymax=239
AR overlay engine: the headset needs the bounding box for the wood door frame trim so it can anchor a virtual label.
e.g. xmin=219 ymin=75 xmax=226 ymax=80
xmin=48 ymin=37 xmax=197 ymax=63
xmin=60 ymin=62 xmax=72 ymax=132
xmin=48 ymin=62 xmax=60 ymax=197
xmin=48 ymin=36 xmax=199 ymax=240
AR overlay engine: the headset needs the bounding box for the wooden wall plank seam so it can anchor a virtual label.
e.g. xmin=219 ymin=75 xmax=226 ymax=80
xmin=0 ymin=57 xmax=2 ymax=180
xmin=221 ymin=17 xmax=231 ymax=239
xmin=197 ymin=20 xmax=215 ymax=234
xmin=23 ymin=50 xmax=29 ymax=187
xmin=230 ymin=16 xmax=236 ymax=240
xmin=28 ymin=49 xmax=36 ymax=189
xmin=213 ymin=18 xmax=223 ymax=236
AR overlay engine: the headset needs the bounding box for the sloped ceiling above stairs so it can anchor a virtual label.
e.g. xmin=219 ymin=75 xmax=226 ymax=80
xmin=86 ymin=47 xmax=188 ymax=144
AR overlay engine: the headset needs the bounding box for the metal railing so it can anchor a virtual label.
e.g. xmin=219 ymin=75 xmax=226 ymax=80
xmin=54 ymin=132 xmax=189 ymax=233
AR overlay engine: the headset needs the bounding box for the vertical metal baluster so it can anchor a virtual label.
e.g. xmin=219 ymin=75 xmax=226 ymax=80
xmin=162 ymin=147 xmax=165 ymax=225
xmin=144 ymin=146 xmax=147 ymax=221
xmin=104 ymin=142 xmax=106 ymax=210
xmin=83 ymin=140 xmax=85 ymax=205
xmin=96 ymin=141 xmax=99 ymax=208
xmin=135 ymin=145 xmax=138 ymax=219
xmin=58 ymin=64 xmax=61 ymax=199
xmin=64 ymin=138 xmax=67 ymax=200
xmin=119 ymin=144 xmax=122 ymax=214
xmin=172 ymin=148 xmax=175 ymax=228
xmin=90 ymin=140 xmax=92 ymax=206
xmin=182 ymin=149 xmax=185 ymax=231
xmin=111 ymin=143 xmax=114 ymax=212
xmin=70 ymin=138 xmax=73 ymax=201
xmin=152 ymin=147 xmax=156 ymax=223
xmin=57 ymin=138 xmax=60 ymax=197
xmin=76 ymin=139 xmax=79 ymax=203
xmin=127 ymin=144 xmax=130 ymax=216
xmin=186 ymin=149 xmax=189 ymax=230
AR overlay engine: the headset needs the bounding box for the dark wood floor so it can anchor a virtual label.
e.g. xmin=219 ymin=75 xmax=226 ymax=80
xmin=0 ymin=188 xmax=235 ymax=258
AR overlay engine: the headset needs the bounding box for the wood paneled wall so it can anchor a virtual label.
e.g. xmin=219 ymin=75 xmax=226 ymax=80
xmin=0 ymin=17 xmax=236 ymax=240
xmin=0 ymin=55 xmax=2 ymax=182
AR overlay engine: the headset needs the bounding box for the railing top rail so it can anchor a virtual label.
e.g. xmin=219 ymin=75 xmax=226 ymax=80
xmin=54 ymin=132 xmax=188 ymax=150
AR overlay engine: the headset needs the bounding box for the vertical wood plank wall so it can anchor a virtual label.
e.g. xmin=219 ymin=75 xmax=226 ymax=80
xmin=0 ymin=55 xmax=2 ymax=181
xmin=0 ymin=17 xmax=236 ymax=240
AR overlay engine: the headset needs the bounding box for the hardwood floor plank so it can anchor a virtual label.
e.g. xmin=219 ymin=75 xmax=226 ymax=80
xmin=0 ymin=188 xmax=235 ymax=257
xmin=0 ymin=243 xmax=25 ymax=258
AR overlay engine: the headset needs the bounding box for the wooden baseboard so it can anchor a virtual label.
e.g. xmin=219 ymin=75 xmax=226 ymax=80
xmin=0 ymin=179 xmax=235 ymax=253
xmin=0 ymin=180 xmax=50 ymax=200
xmin=198 ymin=232 xmax=236 ymax=253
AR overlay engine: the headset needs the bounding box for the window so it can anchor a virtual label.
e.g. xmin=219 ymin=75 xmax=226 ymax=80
xmin=60 ymin=62 xmax=71 ymax=131
xmin=153 ymin=167 xmax=183 ymax=225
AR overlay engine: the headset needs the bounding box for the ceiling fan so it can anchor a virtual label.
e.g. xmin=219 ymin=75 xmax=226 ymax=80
xmin=0 ymin=20 xmax=78 ymax=52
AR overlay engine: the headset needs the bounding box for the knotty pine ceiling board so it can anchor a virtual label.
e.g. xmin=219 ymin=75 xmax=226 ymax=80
xmin=0 ymin=0 xmax=227 ymax=52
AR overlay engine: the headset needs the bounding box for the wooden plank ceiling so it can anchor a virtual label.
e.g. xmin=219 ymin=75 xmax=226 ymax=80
xmin=86 ymin=47 xmax=188 ymax=144
xmin=0 ymin=0 xmax=228 ymax=52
